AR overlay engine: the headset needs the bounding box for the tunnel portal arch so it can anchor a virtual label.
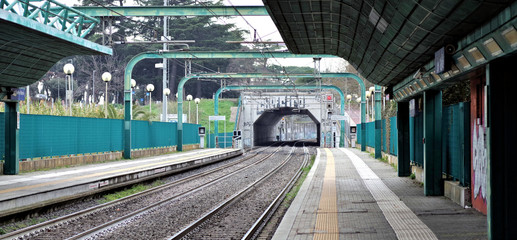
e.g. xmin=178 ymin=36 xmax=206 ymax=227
xmin=253 ymin=107 xmax=320 ymax=146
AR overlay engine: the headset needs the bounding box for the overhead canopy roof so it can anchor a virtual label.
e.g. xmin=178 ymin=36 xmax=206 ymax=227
xmin=0 ymin=3 xmax=111 ymax=89
xmin=263 ymin=0 xmax=515 ymax=87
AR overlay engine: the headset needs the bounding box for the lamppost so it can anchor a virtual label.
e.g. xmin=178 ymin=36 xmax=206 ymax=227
xmin=194 ymin=98 xmax=200 ymax=124
xmin=63 ymin=63 xmax=74 ymax=116
xmin=146 ymin=84 xmax=155 ymax=113
xmin=131 ymin=79 xmax=137 ymax=103
xmin=163 ymin=88 xmax=170 ymax=121
xmin=102 ymin=72 xmax=111 ymax=118
xmin=365 ymin=91 xmax=371 ymax=121
xmin=186 ymin=94 xmax=193 ymax=123
xmin=369 ymin=86 xmax=375 ymax=120
xmin=346 ymin=94 xmax=352 ymax=112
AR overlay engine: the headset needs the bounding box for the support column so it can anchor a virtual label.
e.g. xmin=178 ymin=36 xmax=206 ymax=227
xmin=360 ymin=99 xmax=366 ymax=151
xmin=3 ymin=100 xmax=19 ymax=175
xmin=123 ymin=91 xmax=131 ymax=159
xmin=458 ymin=102 xmax=470 ymax=187
xmin=487 ymin=58 xmax=517 ymax=239
xmin=397 ymin=101 xmax=410 ymax=177
xmin=423 ymin=90 xmax=443 ymax=196
xmin=374 ymin=85 xmax=382 ymax=158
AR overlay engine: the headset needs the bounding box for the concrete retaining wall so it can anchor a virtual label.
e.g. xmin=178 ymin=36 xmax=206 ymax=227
xmin=0 ymin=145 xmax=199 ymax=174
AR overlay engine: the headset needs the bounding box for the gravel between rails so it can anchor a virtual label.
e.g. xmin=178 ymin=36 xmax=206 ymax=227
xmin=89 ymin=146 xmax=295 ymax=240
xmin=4 ymin=148 xmax=270 ymax=240
xmin=184 ymin=148 xmax=306 ymax=240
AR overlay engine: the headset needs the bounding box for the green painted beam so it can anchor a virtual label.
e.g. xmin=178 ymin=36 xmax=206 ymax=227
xmin=374 ymin=85 xmax=382 ymax=158
xmin=183 ymin=72 xmax=366 ymax=151
xmin=123 ymin=51 xmax=338 ymax=155
xmin=71 ymin=6 xmax=268 ymax=17
xmin=214 ymin=84 xmax=346 ymax=147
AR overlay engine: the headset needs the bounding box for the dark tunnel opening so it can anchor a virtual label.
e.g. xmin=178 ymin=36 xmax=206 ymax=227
xmin=253 ymin=107 xmax=320 ymax=146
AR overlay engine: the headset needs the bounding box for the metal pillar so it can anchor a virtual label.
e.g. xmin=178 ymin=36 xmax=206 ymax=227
xmin=123 ymin=88 xmax=131 ymax=158
xmin=3 ymin=100 xmax=19 ymax=175
xmin=423 ymin=90 xmax=443 ymax=196
xmin=397 ymin=101 xmax=411 ymax=177
xmin=374 ymin=85 xmax=382 ymax=158
xmin=161 ymin=2 xmax=168 ymax=122
xmin=123 ymin=52 xmax=340 ymax=156
xmin=486 ymin=59 xmax=517 ymax=239
xmin=458 ymin=102 xmax=471 ymax=187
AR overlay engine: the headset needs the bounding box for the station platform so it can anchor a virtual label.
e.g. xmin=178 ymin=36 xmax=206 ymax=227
xmin=273 ymin=148 xmax=487 ymax=240
xmin=0 ymin=148 xmax=242 ymax=218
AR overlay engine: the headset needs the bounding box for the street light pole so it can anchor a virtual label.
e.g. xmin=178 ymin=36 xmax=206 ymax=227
xmin=163 ymin=88 xmax=170 ymax=121
xmin=186 ymin=94 xmax=193 ymax=123
xmin=102 ymin=72 xmax=112 ymax=118
xmin=195 ymin=98 xmax=200 ymax=124
xmin=63 ymin=63 xmax=75 ymax=116
xmin=146 ymin=84 xmax=155 ymax=114
xmin=369 ymin=86 xmax=375 ymax=120
xmin=92 ymin=70 xmax=96 ymax=104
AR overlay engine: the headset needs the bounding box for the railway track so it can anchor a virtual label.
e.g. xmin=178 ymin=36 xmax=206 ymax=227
xmin=1 ymin=146 xmax=284 ymax=240
xmin=168 ymin=143 xmax=309 ymax=240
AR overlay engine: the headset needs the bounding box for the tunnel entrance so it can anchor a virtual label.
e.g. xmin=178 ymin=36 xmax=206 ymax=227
xmin=253 ymin=107 xmax=320 ymax=146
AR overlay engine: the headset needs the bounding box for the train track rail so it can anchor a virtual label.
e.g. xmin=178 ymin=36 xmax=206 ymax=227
xmin=168 ymin=143 xmax=309 ymax=240
xmin=243 ymin=144 xmax=309 ymax=240
xmin=2 ymin=146 xmax=283 ymax=240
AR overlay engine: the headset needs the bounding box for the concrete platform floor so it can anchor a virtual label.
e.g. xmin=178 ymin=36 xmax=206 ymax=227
xmin=273 ymin=148 xmax=486 ymax=240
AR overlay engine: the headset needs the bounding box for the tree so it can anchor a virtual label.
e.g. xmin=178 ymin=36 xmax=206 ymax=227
xmin=62 ymin=0 xmax=248 ymax=103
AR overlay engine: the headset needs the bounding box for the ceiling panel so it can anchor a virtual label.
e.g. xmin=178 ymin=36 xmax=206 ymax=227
xmin=263 ymin=0 xmax=515 ymax=87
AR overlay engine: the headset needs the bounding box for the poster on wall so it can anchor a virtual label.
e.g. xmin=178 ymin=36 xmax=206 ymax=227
xmin=471 ymin=77 xmax=487 ymax=215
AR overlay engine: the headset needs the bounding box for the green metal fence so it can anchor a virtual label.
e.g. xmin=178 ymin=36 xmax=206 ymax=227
xmin=356 ymin=117 xmax=398 ymax=156
xmin=131 ymin=120 xmax=176 ymax=149
xmin=382 ymin=119 xmax=387 ymax=152
xmin=442 ymin=102 xmax=470 ymax=186
xmin=207 ymin=132 xmax=233 ymax=148
xmin=366 ymin=122 xmax=375 ymax=147
xmin=0 ymin=113 xmax=200 ymax=160
xmin=389 ymin=116 xmax=398 ymax=155
xmin=183 ymin=123 xmax=202 ymax=145
xmin=410 ymin=113 xmax=424 ymax=166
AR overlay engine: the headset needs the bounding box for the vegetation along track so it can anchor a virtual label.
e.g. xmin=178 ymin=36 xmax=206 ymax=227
xmin=1 ymin=145 xmax=284 ymax=240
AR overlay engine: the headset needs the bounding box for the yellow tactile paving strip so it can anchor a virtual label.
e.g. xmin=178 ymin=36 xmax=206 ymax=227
xmin=0 ymin=149 xmax=229 ymax=195
xmin=313 ymin=148 xmax=339 ymax=240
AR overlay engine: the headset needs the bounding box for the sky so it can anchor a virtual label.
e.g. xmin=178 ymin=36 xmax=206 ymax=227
xmin=64 ymin=0 xmax=347 ymax=71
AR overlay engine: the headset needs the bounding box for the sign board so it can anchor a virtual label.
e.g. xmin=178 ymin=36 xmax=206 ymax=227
xmin=165 ymin=114 xmax=187 ymax=123
xmin=434 ymin=47 xmax=451 ymax=74
xmin=409 ymin=99 xmax=416 ymax=117
xmin=11 ymin=88 xmax=25 ymax=101
xmin=155 ymin=63 xmax=164 ymax=68
xmin=209 ymin=115 xmax=226 ymax=121
xmin=330 ymin=115 xmax=347 ymax=120
xmin=66 ymin=90 xmax=73 ymax=100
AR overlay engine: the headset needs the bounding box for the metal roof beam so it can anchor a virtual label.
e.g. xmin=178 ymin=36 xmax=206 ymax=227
xmin=70 ymin=6 xmax=269 ymax=17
